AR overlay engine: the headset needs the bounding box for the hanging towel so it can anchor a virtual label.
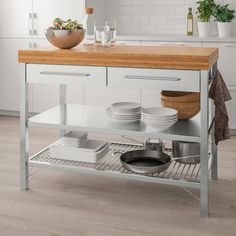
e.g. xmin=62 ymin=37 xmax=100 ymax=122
xmin=209 ymin=70 xmax=232 ymax=145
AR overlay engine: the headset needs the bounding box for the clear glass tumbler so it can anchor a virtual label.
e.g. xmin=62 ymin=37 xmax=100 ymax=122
xmin=94 ymin=26 xmax=103 ymax=46
xmin=94 ymin=26 xmax=112 ymax=47
xmin=105 ymin=21 xmax=117 ymax=45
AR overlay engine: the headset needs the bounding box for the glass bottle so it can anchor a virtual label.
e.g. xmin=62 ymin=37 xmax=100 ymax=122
xmin=187 ymin=8 xmax=193 ymax=36
xmin=83 ymin=8 xmax=95 ymax=41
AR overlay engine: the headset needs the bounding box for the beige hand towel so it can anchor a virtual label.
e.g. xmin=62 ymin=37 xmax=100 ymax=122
xmin=209 ymin=70 xmax=232 ymax=145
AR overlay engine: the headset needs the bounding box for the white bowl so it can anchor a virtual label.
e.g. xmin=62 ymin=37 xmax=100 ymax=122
xmin=142 ymin=114 xmax=178 ymax=119
xmin=142 ymin=107 xmax=178 ymax=117
xmin=106 ymin=107 xmax=141 ymax=119
xmin=142 ymin=116 xmax=178 ymax=123
xmin=111 ymin=102 xmax=141 ymax=114
xmin=146 ymin=121 xmax=177 ymax=131
xmin=143 ymin=118 xmax=178 ymax=125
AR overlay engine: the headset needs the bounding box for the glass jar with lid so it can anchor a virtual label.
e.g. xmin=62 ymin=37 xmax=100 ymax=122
xmin=83 ymin=8 xmax=95 ymax=41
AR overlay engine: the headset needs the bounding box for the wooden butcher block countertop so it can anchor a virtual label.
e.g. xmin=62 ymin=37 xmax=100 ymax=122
xmin=18 ymin=45 xmax=218 ymax=70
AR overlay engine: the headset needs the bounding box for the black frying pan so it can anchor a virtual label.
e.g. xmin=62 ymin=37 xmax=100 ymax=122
xmin=120 ymin=150 xmax=171 ymax=174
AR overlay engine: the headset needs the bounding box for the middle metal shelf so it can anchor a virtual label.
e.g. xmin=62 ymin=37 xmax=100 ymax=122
xmin=29 ymin=104 xmax=201 ymax=142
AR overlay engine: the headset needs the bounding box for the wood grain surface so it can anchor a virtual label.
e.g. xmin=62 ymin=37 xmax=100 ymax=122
xmin=0 ymin=116 xmax=235 ymax=236
xmin=18 ymin=45 xmax=218 ymax=70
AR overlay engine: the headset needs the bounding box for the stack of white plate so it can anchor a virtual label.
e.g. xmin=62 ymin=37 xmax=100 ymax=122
xmin=106 ymin=102 xmax=141 ymax=123
xmin=61 ymin=131 xmax=88 ymax=147
xmin=142 ymin=107 xmax=178 ymax=131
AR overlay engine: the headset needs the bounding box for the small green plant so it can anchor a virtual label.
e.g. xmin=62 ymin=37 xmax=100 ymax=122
xmin=213 ymin=4 xmax=235 ymax=22
xmin=196 ymin=0 xmax=216 ymax=22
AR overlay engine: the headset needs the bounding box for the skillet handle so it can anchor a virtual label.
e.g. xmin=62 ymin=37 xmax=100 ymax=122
xmin=112 ymin=151 xmax=124 ymax=157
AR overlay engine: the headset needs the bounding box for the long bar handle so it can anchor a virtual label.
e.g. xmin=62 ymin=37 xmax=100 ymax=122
xmin=32 ymin=13 xmax=37 ymax=35
xmin=40 ymin=71 xmax=91 ymax=77
xmin=124 ymin=75 xmax=181 ymax=81
xmin=28 ymin=13 xmax=33 ymax=35
xmin=158 ymin=42 xmax=185 ymax=47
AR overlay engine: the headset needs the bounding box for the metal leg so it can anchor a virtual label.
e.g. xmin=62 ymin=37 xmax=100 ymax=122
xmin=211 ymin=127 xmax=218 ymax=180
xmin=209 ymin=93 xmax=218 ymax=180
xmin=200 ymin=70 xmax=209 ymax=217
xmin=59 ymin=84 xmax=67 ymax=137
xmin=20 ymin=63 xmax=29 ymax=190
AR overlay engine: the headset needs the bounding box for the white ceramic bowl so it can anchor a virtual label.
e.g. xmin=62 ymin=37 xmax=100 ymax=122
xmin=111 ymin=102 xmax=141 ymax=114
xmin=142 ymin=107 xmax=178 ymax=117
xmin=143 ymin=118 xmax=178 ymax=125
xmin=145 ymin=121 xmax=177 ymax=131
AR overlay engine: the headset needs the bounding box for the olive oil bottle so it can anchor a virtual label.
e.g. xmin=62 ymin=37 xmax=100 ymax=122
xmin=187 ymin=8 xmax=193 ymax=36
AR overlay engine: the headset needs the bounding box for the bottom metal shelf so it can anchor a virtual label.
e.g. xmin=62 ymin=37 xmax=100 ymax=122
xmin=29 ymin=142 xmax=202 ymax=188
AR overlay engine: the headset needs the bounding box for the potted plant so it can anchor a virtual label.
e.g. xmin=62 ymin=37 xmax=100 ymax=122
xmin=196 ymin=0 xmax=215 ymax=37
xmin=213 ymin=4 xmax=235 ymax=37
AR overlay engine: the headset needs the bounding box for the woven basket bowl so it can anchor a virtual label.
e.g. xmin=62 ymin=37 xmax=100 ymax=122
xmin=161 ymin=91 xmax=200 ymax=103
xmin=161 ymin=91 xmax=200 ymax=120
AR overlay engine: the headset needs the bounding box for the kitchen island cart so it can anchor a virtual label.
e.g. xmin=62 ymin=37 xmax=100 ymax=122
xmin=19 ymin=45 xmax=219 ymax=217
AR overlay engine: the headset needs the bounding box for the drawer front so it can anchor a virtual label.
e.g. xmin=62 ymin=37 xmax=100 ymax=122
xmin=27 ymin=64 xmax=106 ymax=86
xmin=108 ymin=67 xmax=200 ymax=92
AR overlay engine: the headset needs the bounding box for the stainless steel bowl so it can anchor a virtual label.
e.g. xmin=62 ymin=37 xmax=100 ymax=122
xmin=172 ymin=141 xmax=200 ymax=164
xmin=45 ymin=29 xmax=86 ymax=49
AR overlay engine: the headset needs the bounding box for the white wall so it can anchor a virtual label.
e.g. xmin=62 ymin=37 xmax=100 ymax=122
xmin=86 ymin=0 xmax=105 ymax=26
xmin=87 ymin=0 xmax=236 ymax=35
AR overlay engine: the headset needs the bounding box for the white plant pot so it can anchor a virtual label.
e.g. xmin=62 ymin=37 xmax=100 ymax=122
xmin=197 ymin=22 xmax=211 ymax=37
xmin=217 ymin=22 xmax=232 ymax=37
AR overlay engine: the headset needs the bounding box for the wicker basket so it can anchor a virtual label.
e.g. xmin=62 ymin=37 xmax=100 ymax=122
xmin=161 ymin=91 xmax=200 ymax=103
xmin=161 ymin=91 xmax=200 ymax=120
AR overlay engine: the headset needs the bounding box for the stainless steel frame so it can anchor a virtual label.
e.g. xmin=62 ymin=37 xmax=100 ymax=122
xmin=20 ymin=64 xmax=29 ymax=190
xmin=200 ymin=70 xmax=209 ymax=217
xmin=20 ymin=63 xmax=217 ymax=217
xmin=59 ymin=84 xmax=67 ymax=137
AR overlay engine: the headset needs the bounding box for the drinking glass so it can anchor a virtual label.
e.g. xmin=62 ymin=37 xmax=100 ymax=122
xmin=94 ymin=26 xmax=112 ymax=47
xmin=105 ymin=21 xmax=117 ymax=45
